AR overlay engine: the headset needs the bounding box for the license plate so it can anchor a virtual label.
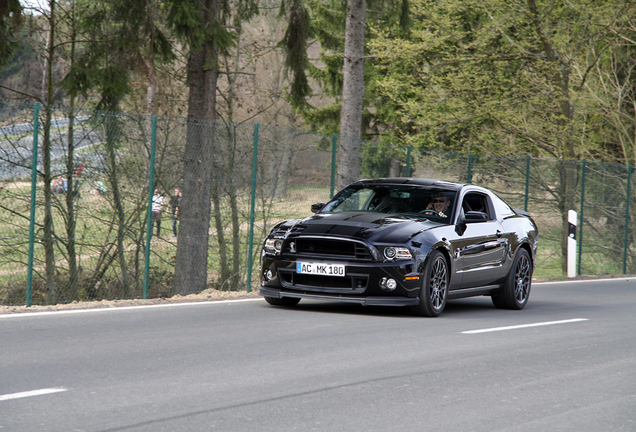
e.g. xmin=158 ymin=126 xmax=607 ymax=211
xmin=296 ymin=262 xmax=346 ymax=277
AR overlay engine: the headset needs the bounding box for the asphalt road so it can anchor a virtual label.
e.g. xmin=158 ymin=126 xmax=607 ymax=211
xmin=1 ymin=278 xmax=635 ymax=431
xmin=0 ymin=117 xmax=99 ymax=179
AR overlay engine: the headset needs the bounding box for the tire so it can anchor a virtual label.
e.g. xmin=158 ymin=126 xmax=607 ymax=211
xmin=264 ymin=296 xmax=301 ymax=307
xmin=492 ymin=248 xmax=532 ymax=310
xmin=410 ymin=250 xmax=449 ymax=317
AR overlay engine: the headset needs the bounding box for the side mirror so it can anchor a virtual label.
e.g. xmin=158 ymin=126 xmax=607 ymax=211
xmin=311 ymin=202 xmax=326 ymax=213
xmin=463 ymin=211 xmax=488 ymax=222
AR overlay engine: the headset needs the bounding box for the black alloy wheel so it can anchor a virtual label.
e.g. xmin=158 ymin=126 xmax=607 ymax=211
xmin=410 ymin=250 xmax=448 ymax=317
xmin=492 ymin=248 xmax=532 ymax=310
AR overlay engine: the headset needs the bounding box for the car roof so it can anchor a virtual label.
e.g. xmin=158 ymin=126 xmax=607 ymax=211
xmin=350 ymin=178 xmax=467 ymax=191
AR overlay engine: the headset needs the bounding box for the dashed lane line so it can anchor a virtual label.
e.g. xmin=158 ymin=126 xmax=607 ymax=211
xmin=462 ymin=318 xmax=589 ymax=334
xmin=0 ymin=388 xmax=67 ymax=402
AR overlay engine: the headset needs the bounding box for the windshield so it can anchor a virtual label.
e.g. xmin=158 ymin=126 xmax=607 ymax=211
xmin=320 ymin=184 xmax=457 ymax=223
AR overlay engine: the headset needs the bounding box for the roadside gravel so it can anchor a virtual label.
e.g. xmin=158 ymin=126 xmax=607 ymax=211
xmin=0 ymin=288 xmax=261 ymax=315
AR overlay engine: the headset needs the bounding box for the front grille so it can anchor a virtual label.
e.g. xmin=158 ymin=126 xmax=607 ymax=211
xmin=355 ymin=243 xmax=372 ymax=260
xmin=278 ymin=269 xmax=368 ymax=294
xmin=286 ymin=238 xmax=372 ymax=261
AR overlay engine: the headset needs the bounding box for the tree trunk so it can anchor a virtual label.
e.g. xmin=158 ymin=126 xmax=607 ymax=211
xmin=42 ymin=107 xmax=56 ymax=303
xmin=43 ymin=0 xmax=56 ymax=303
xmin=212 ymin=191 xmax=230 ymax=286
xmin=65 ymin=4 xmax=79 ymax=299
xmin=104 ymin=114 xmax=131 ymax=297
xmin=336 ymin=0 xmax=366 ymax=189
xmin=173 ymin=0 xmax=220 ymax=295
xmin=65 ymin=104 xmax=79 ymax=299
xmin=528 ymin=0 xmax=577 ymax=275
xmin=229 ymin=175 xmax=241 ymax=290
xmin=275 ymin=139 xmax=294 ymax=198
xmin=215 ymin=35 xmax=246 ymax=291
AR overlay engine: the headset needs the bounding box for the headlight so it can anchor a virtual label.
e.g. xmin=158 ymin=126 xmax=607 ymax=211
xmin=264 ymin=238 xmax=283 ymax=254
xmin=383 ymin=246 xmax=412 ymax=261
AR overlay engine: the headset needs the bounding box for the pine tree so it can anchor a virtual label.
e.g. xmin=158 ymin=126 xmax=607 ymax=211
xmin=0 ymin=0 xmax=22 ymax=68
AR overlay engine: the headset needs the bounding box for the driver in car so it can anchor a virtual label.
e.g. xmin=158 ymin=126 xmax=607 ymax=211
xmin=426 ymin=193 xmax=451 ymax=218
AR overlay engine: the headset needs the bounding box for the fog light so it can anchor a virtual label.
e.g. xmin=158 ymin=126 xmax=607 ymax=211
xmin=386 ymin=278 xmax=397 ymax=290
xmin=380 ymin=277 xmax=397 ymax=292
xmin=264 ymin=269 xmax=274 ymax=281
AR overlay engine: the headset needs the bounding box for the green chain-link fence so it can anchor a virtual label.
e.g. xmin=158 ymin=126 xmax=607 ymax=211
xmin=1 ymin=98 xmax=634 ymax=306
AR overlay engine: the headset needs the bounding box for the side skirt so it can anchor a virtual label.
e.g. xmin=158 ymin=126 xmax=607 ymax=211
xmin=447 ymin=285 xmax=500 ymax=300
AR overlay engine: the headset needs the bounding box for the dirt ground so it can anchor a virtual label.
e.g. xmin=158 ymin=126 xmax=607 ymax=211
xmin=0 ymin=288 xmax=262 ymax=315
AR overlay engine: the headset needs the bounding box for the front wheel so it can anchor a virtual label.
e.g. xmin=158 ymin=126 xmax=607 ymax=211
xmin=410 ymin=250 xmax=449 ymax=317
xmin=264 ymin=296 xmax=301 ymax=307
xmin=492 ymin=248 xmax=532 ymax=310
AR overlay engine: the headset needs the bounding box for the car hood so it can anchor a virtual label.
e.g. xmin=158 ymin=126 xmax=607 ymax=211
xmin=274 ymin=212 xmax=442 ymax=244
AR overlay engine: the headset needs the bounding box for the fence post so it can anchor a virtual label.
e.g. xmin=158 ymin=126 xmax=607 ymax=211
xmin=466 ymin=153 xmax=473 ymax=184
xmin=26 ymin=102 xmax=40 ymax=307
xmin=567 ymin=210 xmax=577 ymax=278
xmin=143 ymin=115 xmax=158 ymax=299
xmin=406 ymin=146 xmax=412 ymax=177
xmin=577 ymin=159 xmax=586 ymax=276
xmin=624 ymin=164 xmax=633 ymax=274
xmin=246 ymin=123 xmax=259 ymax=293
xmin=524 ymin=155 xmax=531 ymax=212
xmin=330 ymin=134 xmax=337 ymax=198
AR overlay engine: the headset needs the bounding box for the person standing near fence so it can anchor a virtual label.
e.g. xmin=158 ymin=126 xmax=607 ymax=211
xmin=151 ymin=189 xmax=164 ymax=238
xmin=166 ymin=188 xmax=182 ymax=238
xmin=91 ymin=180 xmax=107 ymax=196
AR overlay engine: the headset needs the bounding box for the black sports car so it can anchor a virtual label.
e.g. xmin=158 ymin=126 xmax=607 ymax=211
xmin=259 ymin=178 xmax=538 ymax=317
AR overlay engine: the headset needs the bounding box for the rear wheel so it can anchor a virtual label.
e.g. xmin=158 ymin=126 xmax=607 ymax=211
xmin=492 ymin=248 xmax=532 ymax=310
xmin=410 ymin=250 xmax=448 ymax=317
xmin=264 ymin=296 xmax=301 ymax=307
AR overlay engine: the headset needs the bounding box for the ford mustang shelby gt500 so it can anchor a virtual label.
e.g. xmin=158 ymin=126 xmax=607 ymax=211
xmin=259 ymin=178 xmax=538 ymax=317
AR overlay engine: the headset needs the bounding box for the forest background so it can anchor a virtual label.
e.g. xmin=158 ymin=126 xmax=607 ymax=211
xmin=1 ymin=0 xmax=636 ymax=304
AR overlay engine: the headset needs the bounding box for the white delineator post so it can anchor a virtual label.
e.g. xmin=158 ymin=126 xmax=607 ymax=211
xmin=567 ymin=210 xmax=577 ymax=278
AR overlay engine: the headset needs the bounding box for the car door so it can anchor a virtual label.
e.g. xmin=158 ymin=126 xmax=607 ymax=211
xmin=451 ymin=192 xmax=509 ymax=288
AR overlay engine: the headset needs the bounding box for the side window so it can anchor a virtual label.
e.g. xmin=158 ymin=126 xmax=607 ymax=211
xmin=461 ymin=193 xmax=494 ymax=220
xmin=491 ymin=194 xmax=515 ymax=218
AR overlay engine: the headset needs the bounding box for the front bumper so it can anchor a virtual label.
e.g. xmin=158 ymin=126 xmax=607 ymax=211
xmin=260 ymin=256 xmax=422 ymax=306
xmin=259 ymin=286 xmax=420 ymax=307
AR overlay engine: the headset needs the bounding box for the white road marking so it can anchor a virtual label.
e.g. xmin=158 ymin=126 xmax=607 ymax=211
xmin=0 ymin=298 xmax=263 ymax=319
xmin=533 ymin=276 xmax=634 ymax=285
xmin=0 ymin=277 xmax=633 ymax=320
xmin=462 ymin=318 xmax=589 ymax=334
xmin=0 ymin=388 xmax=67 ymax=402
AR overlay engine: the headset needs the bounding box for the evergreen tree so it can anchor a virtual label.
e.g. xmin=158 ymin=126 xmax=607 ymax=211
xmin=281 ymin=0 xmax=411 ymax=185
xmin=67 ymin=0 xmax=176 ymax=297
xmin=0 ymin=0 xmax=22 ymax=68
xmin=166 ymin=0 xmax=257 ymax=294
xmin=337 ymin=0 xmax=366 ymax=188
